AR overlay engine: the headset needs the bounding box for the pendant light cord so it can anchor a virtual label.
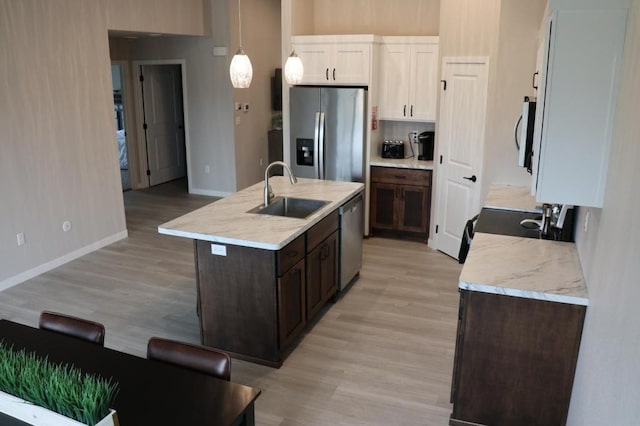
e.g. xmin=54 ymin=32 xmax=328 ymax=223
xmin=238 ymin=0 xmax=242 ymax=48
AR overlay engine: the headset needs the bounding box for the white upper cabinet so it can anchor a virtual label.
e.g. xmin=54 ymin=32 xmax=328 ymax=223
xmin=292 ymin=35 xmax=377 ymax=86
xmin=532 ymin=3 xmax=628 ymax=207
xmin=379 ymin=36 xmax=439 ymax=122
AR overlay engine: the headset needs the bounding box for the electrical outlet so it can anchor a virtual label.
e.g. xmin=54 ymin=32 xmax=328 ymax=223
xmin=204 ymin=165 xmax=210 ymax=174
xmin=259 ymin=158 xmax=263 ymax=166
xmin=211 ymin=244 xmax=227 ymax=256
xmin=242 ymin=103 xmax=250 ymax=112
xmin=410 ymin=131 xmax=419 ymax=144
xmin=16 ymin=232 xmax=25 ymax=246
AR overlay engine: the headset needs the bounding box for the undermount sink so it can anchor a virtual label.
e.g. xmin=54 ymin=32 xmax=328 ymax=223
xmin=248 ymin=197 xmax=329 ymax=219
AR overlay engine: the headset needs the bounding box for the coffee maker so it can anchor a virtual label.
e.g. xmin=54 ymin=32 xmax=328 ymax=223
xmin=417 ymin=131 xmax=434 ymax=161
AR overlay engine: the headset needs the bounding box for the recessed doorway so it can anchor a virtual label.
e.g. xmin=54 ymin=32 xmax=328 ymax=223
xmin=111 ymin=63 xmax=131 ymax=191
xmin=135 ymin=62 xmax=188 ymax=187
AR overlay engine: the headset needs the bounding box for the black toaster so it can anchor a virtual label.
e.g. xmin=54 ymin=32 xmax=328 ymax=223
xmin=381 ymin=140 xmax=405 ymax=159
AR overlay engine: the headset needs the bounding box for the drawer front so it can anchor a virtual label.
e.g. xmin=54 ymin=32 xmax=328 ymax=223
xmin=306 ymin=211 xmax=339 ymax=253
xmin=371 ymin=166 xmax=431 ymax=186
xmin=277 ymin=234 xmax=305 ymax=276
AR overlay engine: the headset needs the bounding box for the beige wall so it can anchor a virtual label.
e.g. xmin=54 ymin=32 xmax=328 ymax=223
xmin=439 ymin=0 xmax=501 ymax=57
xmin=292 ymin=0 xmax=315 ymax=35
xmin=104 ymin=0 xmax=206 ymax=36
xmin=0 ymin=0 xmax=206 ymax=287
xmin=483 ymin=0 xmax=547 ymax=189
xmin=116 ymin=0 xmax=281 ymax=194
xmin=439 ymin=0 xmax=546 ymax=204
xmin=231 ymin=0 xmax=282 ymax=190
xmin=312 ymin=0 xmax=439 ymax=36
xmin=569 ymin=2 xmax=640 ymax=424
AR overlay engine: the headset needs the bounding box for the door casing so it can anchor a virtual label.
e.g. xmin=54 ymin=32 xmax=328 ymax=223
xmin=435 ymin=56 xmax=490 ymax=259
xmin=132 ymin=60 xmax=191 ymax=190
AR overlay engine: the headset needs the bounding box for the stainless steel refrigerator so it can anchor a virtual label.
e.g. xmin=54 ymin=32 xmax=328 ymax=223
xmin=290 ymin=86 xmax=366 ymax=291
xmin=289 ymin=87 xmax=366 ymax=182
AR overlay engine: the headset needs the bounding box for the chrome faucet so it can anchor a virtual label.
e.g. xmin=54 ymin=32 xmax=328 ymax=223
xmin=264 ymin=161 xmax=297 ymax=207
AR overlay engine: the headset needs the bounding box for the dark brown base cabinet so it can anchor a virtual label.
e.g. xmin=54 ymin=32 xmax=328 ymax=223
xmin=450 ymin=290 xmax=586 ymax=426
xmin=194 ymin=212 xmax=339 ymax=367
xmin=370 ymin=166 xmax=432 ymax=239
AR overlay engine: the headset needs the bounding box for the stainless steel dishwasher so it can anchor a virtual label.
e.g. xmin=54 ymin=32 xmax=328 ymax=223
xmin=339 ymin=192 xmax=364 ymax=291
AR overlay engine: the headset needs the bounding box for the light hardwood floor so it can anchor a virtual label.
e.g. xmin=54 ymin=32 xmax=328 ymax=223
xmin=0 ymin=179 xmax=463 ymax=425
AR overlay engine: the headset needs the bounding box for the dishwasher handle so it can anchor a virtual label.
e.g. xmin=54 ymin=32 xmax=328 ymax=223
xmin=339 ymin=193 xmax=363 ymax=215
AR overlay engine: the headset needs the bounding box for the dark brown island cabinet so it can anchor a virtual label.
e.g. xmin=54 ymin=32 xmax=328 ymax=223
xmin=450 ymin=290 xmax=586 ymax=426
xmin=194 ymin=211 xmax=339 ymax=367
xmin=370 ymin=166 xmax=432 ymax=240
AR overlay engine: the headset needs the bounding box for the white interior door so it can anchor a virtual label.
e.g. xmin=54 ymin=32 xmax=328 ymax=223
xmin=436 ymin=57 xmax=489 ymax=259
xmin=141 ymin=64 xmax=186 ymax=186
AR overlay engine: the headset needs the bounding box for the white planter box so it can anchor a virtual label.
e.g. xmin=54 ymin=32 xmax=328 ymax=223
xmin=0 ymin=390 xmax=117 ymax=426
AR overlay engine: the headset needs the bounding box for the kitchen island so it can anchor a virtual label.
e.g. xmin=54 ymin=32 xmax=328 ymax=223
xmin=159 ymin=177 xmax=364 ymax=367
xmin=450 ymin=185 xmax=588 ymax=426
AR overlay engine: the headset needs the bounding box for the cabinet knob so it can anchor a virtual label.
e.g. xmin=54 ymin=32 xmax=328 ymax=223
xmin=326 ymin=68 xmax=329 ymax=81
xmin=332 ymin=68 xmax=336 ymax=80
xmin=410 ymin=105 xmax=413 ymax=117
xmin=403 ymin=105 xmax=407 ymax=117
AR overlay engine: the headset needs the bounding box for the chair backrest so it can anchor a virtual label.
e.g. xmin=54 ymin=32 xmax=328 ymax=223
xmin=147 ymin=337 xmax=231 ymax=381
xmin=39 ymin=311 xmax=105 ymax=346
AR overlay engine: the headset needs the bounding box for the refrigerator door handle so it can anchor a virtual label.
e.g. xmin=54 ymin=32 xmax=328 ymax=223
xmin=318 ymin=112 xmax=326 ymax=179
xmin=313 ymin=112 xmax=321 ymax=179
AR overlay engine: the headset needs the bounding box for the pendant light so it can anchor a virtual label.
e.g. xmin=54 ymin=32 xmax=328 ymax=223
xmin=229 ymin=0 xmax=252 ymax=88
xmin=284 ymin=50 xmax=304 ymax=85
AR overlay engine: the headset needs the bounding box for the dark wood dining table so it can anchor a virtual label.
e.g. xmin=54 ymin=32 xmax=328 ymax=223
xmin=0 ymin=319 xmax=261 ymax=426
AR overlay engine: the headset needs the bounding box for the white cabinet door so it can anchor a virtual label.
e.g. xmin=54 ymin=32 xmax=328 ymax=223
xmin=409 ymin=43 xmax=439 ymax=121
xmin=333 ymin=44 xmax=370 ymax=84
xmin=533 ymin=7 xmax=627 ymax=207
xmin=378 ymin=37 xmax=439 ymax=122
xmin=379 ymin=44 xmax=411 ymax=120
xmin=295 ymin=43 xmax=332 ymax=85
xmin=293 ymin=37 xmax=372 ymax=86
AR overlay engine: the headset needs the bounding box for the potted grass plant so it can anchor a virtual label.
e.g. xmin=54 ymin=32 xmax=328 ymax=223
xmin=0 ymin=342 xmax=119 ymax=426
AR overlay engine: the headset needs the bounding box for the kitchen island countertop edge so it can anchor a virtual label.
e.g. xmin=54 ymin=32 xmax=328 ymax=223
xmin=158 ymin=177 xmax=364 ymax=250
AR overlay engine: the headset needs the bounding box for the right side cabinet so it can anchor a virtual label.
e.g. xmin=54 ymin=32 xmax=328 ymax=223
xmin=531 ymin=4 xmax=628 ymax=207
xmin=370 ymin=166 xmax=432 ymax=238
xmin=450 ymin=290 xmax=586 ymax=426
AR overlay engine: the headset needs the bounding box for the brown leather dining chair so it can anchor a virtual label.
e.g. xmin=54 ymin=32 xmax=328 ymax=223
xmin=39 ymin=311 xmax=106 ymax=346
xmin=147 ymin=337 xmax=231 ymax=381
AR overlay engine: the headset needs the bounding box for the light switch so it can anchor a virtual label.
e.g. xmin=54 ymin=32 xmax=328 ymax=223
xmin=213 ymin=46 xmax=228 ymax=57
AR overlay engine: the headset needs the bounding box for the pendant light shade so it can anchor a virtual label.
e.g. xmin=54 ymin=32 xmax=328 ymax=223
xmin=284 ymin=50 xmax=304 ymax=85
xmin=230 ymin=0 xmax=252 ymax=88
xmin=230 ymin=48 xmax=253 ymax=88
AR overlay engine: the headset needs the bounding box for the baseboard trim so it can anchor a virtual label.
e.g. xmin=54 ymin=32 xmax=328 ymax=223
xmin=0 ymin=231 xmax=128 ymax=292
xmin=428 ymin=237 xmax=436 ymax=249
xmin=189 ymin=188 xmax=232 ymax=198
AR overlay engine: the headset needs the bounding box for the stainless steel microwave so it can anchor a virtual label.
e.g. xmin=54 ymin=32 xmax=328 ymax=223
xmin=515 ymin=96 xmax=536 ymax=174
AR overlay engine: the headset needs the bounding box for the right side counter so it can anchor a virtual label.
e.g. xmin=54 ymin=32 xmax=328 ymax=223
xmin=449 ymin=186 xmax=588 ymax=426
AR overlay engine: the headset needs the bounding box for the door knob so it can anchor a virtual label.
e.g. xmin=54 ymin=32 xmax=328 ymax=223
xmin=463 ymin=175 xmax=477 ymax=183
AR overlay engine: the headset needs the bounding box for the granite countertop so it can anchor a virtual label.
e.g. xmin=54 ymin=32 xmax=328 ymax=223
xmin=370 ymin=156 xmax=434 ymax=170
xmin=485 ymin=184 xmax=539 ymax=213
xmin=158 ymin=177 xmax=363 ymax=250
xmin=460 ymin=232 xmax=588 ymax=306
